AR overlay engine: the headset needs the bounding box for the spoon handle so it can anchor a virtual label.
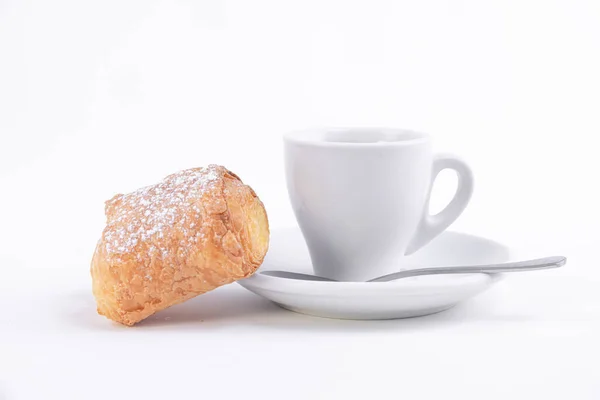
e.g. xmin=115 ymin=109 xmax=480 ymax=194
xmin=369 ymin=256 xmax=567 ymax=282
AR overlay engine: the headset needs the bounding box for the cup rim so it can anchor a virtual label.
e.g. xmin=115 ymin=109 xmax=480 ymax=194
xmin=283 ymin=127 xmax=431 ymax=147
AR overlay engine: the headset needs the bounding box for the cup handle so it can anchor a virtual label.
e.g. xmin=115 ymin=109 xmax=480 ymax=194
xmin=405 ymin=154 xmax=474 ymax=255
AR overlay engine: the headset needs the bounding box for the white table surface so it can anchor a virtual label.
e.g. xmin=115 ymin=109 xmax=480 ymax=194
xmin=1 ymin=0 xmax=599 ymax=398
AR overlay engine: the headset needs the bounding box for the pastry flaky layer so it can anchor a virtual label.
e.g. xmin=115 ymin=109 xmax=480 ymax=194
xmin=91 ymin=165 xmax=269 ymax=326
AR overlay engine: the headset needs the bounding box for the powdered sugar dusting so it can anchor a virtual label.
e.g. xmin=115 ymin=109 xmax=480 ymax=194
xmin=102 ymin=165 xmax=221 ymax=262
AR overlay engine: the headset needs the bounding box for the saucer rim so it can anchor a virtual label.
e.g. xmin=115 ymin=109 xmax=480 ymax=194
xmin=238 ymin=272 xmax=502 ymax=297
xmin=238 ymin=229 xmax=510 ymax=295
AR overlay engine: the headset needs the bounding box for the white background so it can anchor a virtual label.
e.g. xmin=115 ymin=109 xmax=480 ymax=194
xmin=1 ymin=0 xmax=599 ymax=399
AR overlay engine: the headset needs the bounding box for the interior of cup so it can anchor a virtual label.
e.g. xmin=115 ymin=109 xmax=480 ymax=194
xmin=285 ymin=128 xmax=428 ymax=145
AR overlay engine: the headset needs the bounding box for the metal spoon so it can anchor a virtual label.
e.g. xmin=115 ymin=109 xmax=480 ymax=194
xmin=259 ymin=256 xmax=567 ymax=282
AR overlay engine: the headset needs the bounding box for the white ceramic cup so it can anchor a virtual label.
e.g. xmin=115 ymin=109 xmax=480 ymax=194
xmin=284 ymin=128 xmax=474 ymax=282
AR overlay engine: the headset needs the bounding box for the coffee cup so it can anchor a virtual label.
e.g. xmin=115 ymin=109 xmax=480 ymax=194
xmin=284 ymin=128 xmax=473 ymax=281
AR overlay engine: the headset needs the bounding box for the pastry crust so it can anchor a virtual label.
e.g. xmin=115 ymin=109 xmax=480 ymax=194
xmin=91 ymin=165 xmax=269 ymax=326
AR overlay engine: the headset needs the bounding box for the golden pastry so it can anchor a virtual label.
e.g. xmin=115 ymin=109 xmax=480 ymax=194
xmin=91 ymin=165 xmax=269 ymax=326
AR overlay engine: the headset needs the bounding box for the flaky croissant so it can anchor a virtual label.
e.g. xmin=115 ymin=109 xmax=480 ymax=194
xmin=91 ymin=165 xmax=269 ymax=326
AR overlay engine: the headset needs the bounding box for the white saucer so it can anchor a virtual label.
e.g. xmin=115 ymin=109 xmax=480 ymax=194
xmin=237 ymin=227 xmax=511 ymax=320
